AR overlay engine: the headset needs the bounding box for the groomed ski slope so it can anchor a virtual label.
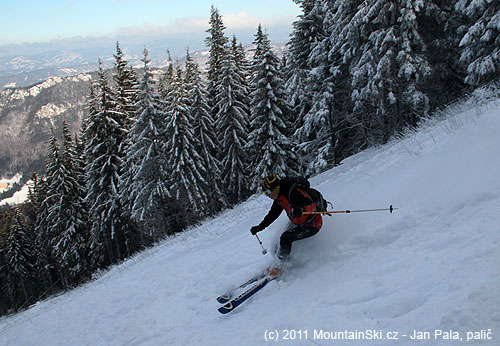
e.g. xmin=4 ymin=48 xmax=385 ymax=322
xmin=1 ymin=94 xmax=500 ymax=346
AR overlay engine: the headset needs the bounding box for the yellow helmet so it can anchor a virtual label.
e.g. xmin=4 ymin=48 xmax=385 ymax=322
xmin=262 ymin=175 xmax=280 ymax=192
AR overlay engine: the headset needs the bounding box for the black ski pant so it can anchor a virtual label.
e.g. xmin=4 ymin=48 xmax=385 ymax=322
xmin=279 ymin=224 xmax=320 ymax=258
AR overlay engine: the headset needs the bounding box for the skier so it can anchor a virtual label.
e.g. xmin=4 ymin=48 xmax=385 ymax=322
xmin=250 ymin=175 xmax=323 ymax=260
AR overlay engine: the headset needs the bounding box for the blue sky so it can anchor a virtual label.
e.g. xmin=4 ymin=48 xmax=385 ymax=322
xmin=1 ymin=0 xmax=301 ymax=46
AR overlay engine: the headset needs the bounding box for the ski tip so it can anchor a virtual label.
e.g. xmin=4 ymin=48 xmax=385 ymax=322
xmin=218 ymin=307 xmax=232 ymax=314
xmin=217 ymin=296 xmax=231 ymax=304
xmin=218 ymin=301 xmax=235 ymax=314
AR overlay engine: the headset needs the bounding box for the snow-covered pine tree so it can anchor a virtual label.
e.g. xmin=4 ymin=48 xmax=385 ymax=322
xmin=340 ymin=0 xmax=432 ymax=147
xmin=419 ymin=1 xmax=467 ymax=107
xmin=47 ymin=122 xmax=89 ymax=288
xmin=20 ymin=181 xmax=45 ymax=302
xmin=288 ymin=1 xmax=339 ymax=175
xmin=248 ymin=25 xmax=299 ymax=188
xmin=4 ymin=208 xmax=35 ymax=305
xmin=73 ymin=132 xmax=86 ymax=188
xmin=251 ymin=25 xmax=268 ymax=64
xmin=396 ymin=1 xmax=433 ymax=128
xmin=284 ymin=0 xmax=326 ymax=137
xmin=112 ymin=42 xmax=142 ymax=256
xmin=232 ymin=36 xmax=253 ymax=85
xmin=81 ymin=82 xmax=97 ymax=136
xmin=185 ymin=49 xmax=227 ymax=213
xmin=215 ymin=43 xmax=251 ymax=204
xmin=34 ymin=134 xmax=60 ymax=289
xmin=297 ymin=0 xmax=343 ymax=174
xmin=285 ymin=0 xmax=337 ymax=174
xmin=120 ymin=48 xmax=172 ymax=241
xmin=456 ymin=0 xmax=500 ymax=86
xmin=0 ymin=239 xmax=9 ymax=314
xmin=305 ymin=0 xmax=464 ymax=169
xmin=205 ymin=6 xmax=229 ymax=128
xmin=314 ymin=0 xmax=369 ymax=167
xmin=348 ymin=0 xmax=400 ymax=145
xmin=113 ymin=42 xmax=139 ymax=131
xmin=0 ymin=210 xmax=14 ymax=308
xmin=24 ymin=174 xmax=39 ymax=240
xmin=231 ymin=34 xmax=255 ymax=160
xmin=164 ymin=65 xmax=210 ymax=224
xmin=27 ymin=173 xmax=56 ymax=297
xmin=83 ymin=60 xmax=128 ymax=269
xmin=158 ymin=50 xmax=174 ymax=100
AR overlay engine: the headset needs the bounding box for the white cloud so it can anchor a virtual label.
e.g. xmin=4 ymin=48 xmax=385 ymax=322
xmin=115 ymin=17 xmax=206 ymax=37
xmin=223 ymin=12 xmax=267 ymax=29
xmin=114 ymin=11 xmax=284 ymax=38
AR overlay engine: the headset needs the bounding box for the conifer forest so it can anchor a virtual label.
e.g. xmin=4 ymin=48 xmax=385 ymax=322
xmin=1 ymin=1 xmax=499 ymax=315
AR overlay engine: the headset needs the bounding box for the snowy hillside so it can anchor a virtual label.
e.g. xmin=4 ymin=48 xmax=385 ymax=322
xmin=1 ymin=94 xmax=499 ymax=346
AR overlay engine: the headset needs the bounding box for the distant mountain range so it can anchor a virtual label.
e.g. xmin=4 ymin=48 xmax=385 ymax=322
xmin=0 ymin=34 xmax=216 ymax=90
xmin=0 ymin=47 xmax=163 ymax=90
xmin=0 ymin=50 xmax=97 ymax=89
xmin=0 ymin=34 xmax=288 ymax=89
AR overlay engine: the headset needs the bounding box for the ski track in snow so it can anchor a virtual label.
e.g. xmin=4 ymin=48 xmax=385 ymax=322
xmin=1 ymin=98 xmax=500 ymax=345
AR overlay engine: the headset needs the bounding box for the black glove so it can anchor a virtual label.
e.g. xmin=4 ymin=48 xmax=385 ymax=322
xmin=291 ymin=207 xmax=304 ymax=218
xmin=250 ymin=225 xmax=263 ymax=235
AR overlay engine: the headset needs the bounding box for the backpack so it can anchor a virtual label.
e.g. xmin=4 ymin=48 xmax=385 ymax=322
xmin=304 ymin=187 xmax=329 ymax=212
xmin=286 ymin=176 xmax=331 ymax=213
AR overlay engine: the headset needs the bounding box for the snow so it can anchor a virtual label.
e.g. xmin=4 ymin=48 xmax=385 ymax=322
xmin=35 ymin=102 xmax=71 ymax=120
xmin=0 ymin=181 xmax=30 ymax=206
xmin=1 ymin=97 xmax=500 ymax=345
xmin=28 ymin=77 xmax=63 ymax=97
xmin=0 ymin=174 xmax=29 ymax=207
xmin=0 ymin=173 xmax=22 ymax=188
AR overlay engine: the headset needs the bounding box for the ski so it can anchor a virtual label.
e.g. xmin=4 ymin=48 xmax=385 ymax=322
xmin=216 ymin=272 xmax=268 ymax=304
xmin=218 ymin=276 xmax=275 ymax=314
xmin=217 ymin=267 xmax=282 ymax=314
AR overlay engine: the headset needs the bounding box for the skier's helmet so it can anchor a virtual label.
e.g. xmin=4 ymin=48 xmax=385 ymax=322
xmin=262 ymin=175 xmax=280 ymax=195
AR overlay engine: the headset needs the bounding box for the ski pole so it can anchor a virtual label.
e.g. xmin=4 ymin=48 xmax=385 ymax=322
xmin=303 ymin=205 xmax=398 ymax=215
xmin=255 ymin=234 xmax=268 ymax=255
